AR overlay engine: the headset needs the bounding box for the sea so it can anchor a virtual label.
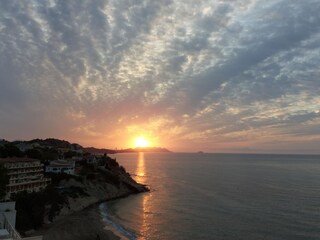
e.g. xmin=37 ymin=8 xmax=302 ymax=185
xmin=99 ymin=153 xmax=320 ymax=240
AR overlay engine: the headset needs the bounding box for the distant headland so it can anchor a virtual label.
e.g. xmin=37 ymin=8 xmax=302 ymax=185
xmin=85 ymin=146 xmax=171 ymax=154
xmin=0 ymin=138 xmax=171 ymax=155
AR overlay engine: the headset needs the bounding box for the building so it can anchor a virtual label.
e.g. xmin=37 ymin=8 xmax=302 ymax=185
xmin=45 ymin=160 xmax=75 ymax=175
xmin=14 ymin=143 xmax=35 ymax=152
xmin=0 ymin=202 xmax=18 ymax=239
xmin=0 ymin=202 xmax=43 ymax=240
xmin=70 ymin=144 xmax=83 ymax=154
xmin=85 ymin=155 xmax=97 ymax=165
xmin=0 ymin=158 xmax=51 ymax=200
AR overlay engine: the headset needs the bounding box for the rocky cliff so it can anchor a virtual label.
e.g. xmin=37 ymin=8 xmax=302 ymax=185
xmin=15 ymin=158 xmax=148 ymax=232
xmin=54 ymin=167 xmax=148 ymax=220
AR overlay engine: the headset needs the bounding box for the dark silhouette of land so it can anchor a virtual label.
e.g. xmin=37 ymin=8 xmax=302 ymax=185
xmin=0 ymin=138 xmax=171 ymax=156
xmin=85 ymin=146 xmax=171 ymax=155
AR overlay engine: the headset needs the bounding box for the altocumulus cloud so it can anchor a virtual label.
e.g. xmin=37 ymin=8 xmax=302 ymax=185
xmin=0 ymin=0 xmax=320 ymax=153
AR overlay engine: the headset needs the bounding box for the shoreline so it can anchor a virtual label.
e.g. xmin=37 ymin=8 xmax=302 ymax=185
xmin=29 ymin=191 xmax=147 ymax=240
xmin=104 ymin=226 xmax=129 ymax=240
xmin=29 ymin=203 xmax=121 ymax=240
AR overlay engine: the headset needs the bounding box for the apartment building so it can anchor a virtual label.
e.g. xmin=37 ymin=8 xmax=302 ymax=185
xmin=0 ymin=158 xmax=51 ymax=200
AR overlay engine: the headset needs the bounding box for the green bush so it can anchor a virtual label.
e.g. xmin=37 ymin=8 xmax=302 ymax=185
xmin=46 ymin=172 xmax=83 ymax=184
xmin=97 ymin=169 xmax=120 ymax=187
xmin=64 ymin=186 xmax=89 ymax=198
xmin=0 ymin=164 xmax=9 ymax=200
xmin=14 ymin=186 xmax=67 ymax=231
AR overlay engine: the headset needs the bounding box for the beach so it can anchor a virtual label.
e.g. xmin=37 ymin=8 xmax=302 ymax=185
xmin=30 ymin=205 xmax=120 ymax=240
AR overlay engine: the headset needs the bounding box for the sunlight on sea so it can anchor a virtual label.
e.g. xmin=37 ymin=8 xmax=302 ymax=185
xmin=101 ymin=153 xmax=320 ymax=240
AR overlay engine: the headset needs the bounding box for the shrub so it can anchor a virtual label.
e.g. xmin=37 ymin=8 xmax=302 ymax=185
xmin=0 ymin=165 xmax=9 ymax=200
xmin=14 ymin=186 xmax=67 ymax=231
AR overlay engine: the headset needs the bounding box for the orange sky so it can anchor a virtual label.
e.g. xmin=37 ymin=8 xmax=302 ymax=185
xmin=1 ymin=1 xmax=320 ymax=154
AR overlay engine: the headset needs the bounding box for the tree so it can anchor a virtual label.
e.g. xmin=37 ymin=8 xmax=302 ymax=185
xmin=0 ymin=164 xmax=9 ymax=200
xmin=25 ymin=149 xmax=42 ymax=160
xmin=64 ymin=151 xmax=77 ymax=159
xmin=0 ymin=144 xmax=24 ymax=158
xmin=41 ymin=148 xmax=59 ymax=161
xmin=0 ymin=146 xmax=4 ymax=158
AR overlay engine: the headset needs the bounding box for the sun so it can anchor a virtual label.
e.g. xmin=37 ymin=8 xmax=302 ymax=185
xmin=134 ymin=137 xmax=150 ymax=148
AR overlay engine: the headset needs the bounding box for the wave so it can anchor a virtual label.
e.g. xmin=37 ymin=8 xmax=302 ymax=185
xmin=99 ymin=202 xmax=137 ymax=240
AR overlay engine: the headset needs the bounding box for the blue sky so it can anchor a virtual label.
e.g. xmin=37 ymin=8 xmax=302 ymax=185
xmin=0 ymin=0 xmax=320 ymax=153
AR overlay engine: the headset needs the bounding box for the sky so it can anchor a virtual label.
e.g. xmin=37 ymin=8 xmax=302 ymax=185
xmin=0 ymin=0 xmax=320 ymax=153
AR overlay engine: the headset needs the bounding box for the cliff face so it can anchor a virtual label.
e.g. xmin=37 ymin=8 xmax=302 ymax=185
xmin=15 ymin=158 xmax=148 ymax=232
xmin=48 ymin=166 xmax=148 ymax=222
xmin=1 ymin=137 xmax=149 ymax=232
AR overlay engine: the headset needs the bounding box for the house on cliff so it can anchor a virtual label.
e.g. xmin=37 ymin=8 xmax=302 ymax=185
xmin=45 ymin=159 xmax=75 ymax=175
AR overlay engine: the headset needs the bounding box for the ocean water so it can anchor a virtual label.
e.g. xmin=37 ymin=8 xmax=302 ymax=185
xmin=99 ymin=153 xmax=320 ymax=240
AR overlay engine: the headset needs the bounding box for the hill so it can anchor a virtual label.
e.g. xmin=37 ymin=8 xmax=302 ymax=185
xmin=0 ymin=138 xmax=171 ymax=156
xmin=85 ymin=146 xmax=171 ymax=155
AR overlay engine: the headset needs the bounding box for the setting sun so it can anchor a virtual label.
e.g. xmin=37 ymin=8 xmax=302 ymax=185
xmin=134 ymin=137 xmax=150 ymax=148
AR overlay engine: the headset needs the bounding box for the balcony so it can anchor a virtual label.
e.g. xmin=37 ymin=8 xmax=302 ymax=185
xmin=7 ymin=178 xmax=51 ymax=187
xmin=7 ymin=168 xmax=44 ymax=175
xmin=5 ymin=164 xmax=44 ymax=170
xmin=9 ymin=174 xmax=43 ymax=181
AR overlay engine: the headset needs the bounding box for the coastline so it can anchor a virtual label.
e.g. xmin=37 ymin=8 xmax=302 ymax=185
xmin=17 ymin=150 xmax=149 ymax=239
xmin=30 ymin=203 xmax=121 ymax=240
xmin=28 ymin=189 xmax=148 ymax=240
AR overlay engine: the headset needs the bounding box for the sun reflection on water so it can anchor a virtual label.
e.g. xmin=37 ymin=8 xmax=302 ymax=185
xmin=135 ymin=152 xmax=146 ymax=184
xmin=135 ymin=152 xmax=151 ymax=239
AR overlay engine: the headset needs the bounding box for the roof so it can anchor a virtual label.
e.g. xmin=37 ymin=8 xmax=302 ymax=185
xmin=48 ymin=160 xmax=74 ymax=167
xmin=0 ymin=157 xmax=40 ymax=164
xmin=46 ymin=165 xmax=74 ymax=168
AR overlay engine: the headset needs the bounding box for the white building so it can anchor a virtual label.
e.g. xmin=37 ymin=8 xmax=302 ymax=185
xmin=45 ymin=160 xmax=75 ymax=175
xmin=14 ymin=143 xmax=40 ymax=152
xmin=0 ymin=202 xmax=43 ymax=240
xmin=0 ymin=158 xmax=51 ymax=200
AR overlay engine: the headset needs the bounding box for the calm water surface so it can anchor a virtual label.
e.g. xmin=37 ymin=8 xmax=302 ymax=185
xmin=100 ymin=153 xmax=320 ymax=240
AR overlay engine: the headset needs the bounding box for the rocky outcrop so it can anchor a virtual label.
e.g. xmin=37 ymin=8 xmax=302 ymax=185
xmin=48 ymin=166 xmax=148 ymax=222
xmin=13 ymin=155 xmax=148 ymax=232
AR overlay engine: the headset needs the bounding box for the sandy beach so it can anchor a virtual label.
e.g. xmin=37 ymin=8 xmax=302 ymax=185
xmin=30 ymin=204 xmax=120 ymax=240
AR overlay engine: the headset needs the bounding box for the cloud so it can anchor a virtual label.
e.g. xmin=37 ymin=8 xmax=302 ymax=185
xmin=0 ymin=0 xmax=320 ymax=152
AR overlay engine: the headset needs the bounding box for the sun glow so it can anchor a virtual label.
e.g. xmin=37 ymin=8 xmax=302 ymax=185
xmin=134 ymin=137 xmax=150 ymax=148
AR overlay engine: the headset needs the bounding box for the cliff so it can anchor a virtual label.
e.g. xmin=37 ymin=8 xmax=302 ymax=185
xmin=54 ymin=167 xmax=148 ymax=221
xmin=14 ymin=157 xmax=148 ymax=232
xmin=0 ymin=138 xmax=150 ymax=232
